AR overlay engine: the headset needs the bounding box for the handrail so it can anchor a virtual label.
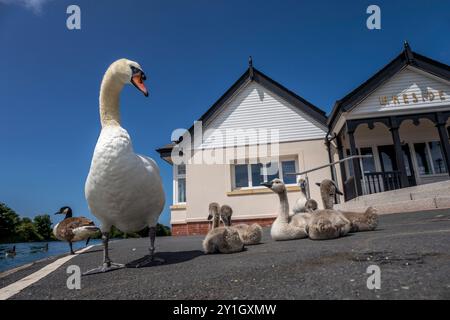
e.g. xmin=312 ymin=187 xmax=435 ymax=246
xmin=287 ymin=155 xmax=373 ymax=176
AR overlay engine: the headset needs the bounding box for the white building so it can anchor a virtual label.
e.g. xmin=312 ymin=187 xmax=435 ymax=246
xmin=158 ymin=43 xmax=450 ymax=235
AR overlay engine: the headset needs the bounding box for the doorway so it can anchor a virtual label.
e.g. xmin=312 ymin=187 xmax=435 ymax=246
xmin=377 ymin=145 xmax=416 ymax=187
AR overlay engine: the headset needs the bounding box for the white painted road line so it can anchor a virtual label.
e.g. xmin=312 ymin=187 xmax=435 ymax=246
xmin=0 ymin=245 xmax=94 ymax=300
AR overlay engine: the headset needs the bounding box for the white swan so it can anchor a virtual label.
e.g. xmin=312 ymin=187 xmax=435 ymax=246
xmin=262 ymin=179 xmax=309 ymax=241
xmin=84 ymin=59 xmax=165 ymax=274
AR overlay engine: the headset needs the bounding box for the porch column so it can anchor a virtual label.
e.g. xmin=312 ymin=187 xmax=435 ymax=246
xmin=346 ymin=122 xmax=363 ymax=196
xmin=389 ymin=117 xmax=409 ymax=188
xmin=436 ymin=112 xmax=450 ymax=176
xmin=336 ymin=133 xmax=347 ymax=185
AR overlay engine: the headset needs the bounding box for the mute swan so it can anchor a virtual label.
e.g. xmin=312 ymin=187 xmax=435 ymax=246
xmin=306 ymin=179 xmax=351 ymax=240
xmin=203 ymin=203 xmax=244 ymax=254
xmin=262 ymin=179 xmax=309 ymax=241
xmin=316 ymin=180 xmax=378 ymax=232
xmin=220 ymin=205 xmax=262 ymax=245
xmin=84 ymin=59 xmax=165 ymax=274
xmin=292 ymin=178 xmax=318 ymax=214
xmin=219 ymin=204 xmax=232 ymax=227
xmin=53 ymin=206 xmax=100 ymax=254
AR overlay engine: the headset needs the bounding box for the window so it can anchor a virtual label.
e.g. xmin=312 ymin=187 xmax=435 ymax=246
xmin=174 ymin=164 xmax=186 ymax=203
xmin=251 ymin=163 xmax=263 ymax=187
xmin=413 ymin=143 xmax=432 ymax=175
xmin=281 ymin=160 xmax=297 ymax=184
xmin=266 ymin=161 xmax=279 ymax=182
xmin=360 ymin=147 xmax=375 ymax=173
xmin=177 ymin=178 xmax=186 ymax=202
xmin=232 ymin=158 xmax=298 ymax=189
xmin=428 ymin=141 xmax=447 ymax=174
xmin=234 ymin=164 xmax=249 ymax=188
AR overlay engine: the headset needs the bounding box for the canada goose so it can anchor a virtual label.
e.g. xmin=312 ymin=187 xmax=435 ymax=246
xmin=292 ymin=178 xmax=318 ymax=214
xmin=53 ymin=206 xmax=100 ymax=255
xmin=220 ymin=205 xmax=262 ymax=245
xmin=5 ymin=246 xmax=16 ymax=257
xmin=84 ymin=59 xmax=165 ymax=274
xmin=316 ymin=179 xmax=378 ymax=232
xmin=203 ymin=203 xmax=244 ymax=254
xmin=261 ymin=179 xmax=309 ymax=241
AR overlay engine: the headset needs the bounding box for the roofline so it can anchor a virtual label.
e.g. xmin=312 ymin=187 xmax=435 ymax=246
xmin=327 ymin=44 xmax=450 ymax=133
xmin=156 ymin=65 xmax=328 ymax=157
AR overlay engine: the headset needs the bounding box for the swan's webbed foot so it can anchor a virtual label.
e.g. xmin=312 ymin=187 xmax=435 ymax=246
xmin=82 ymin=231 xmax=124 ymax=276
xmin=82 ymin=262 xmax=125 ymax=276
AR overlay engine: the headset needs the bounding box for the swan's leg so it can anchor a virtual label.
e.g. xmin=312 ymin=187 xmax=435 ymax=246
xmin=82 ymin=231 xmax=124 ymax=276
xmin=69 ymin=242 xmax=75 ymax=255
xmin=132 ymin=226 xmax=165 ymax=268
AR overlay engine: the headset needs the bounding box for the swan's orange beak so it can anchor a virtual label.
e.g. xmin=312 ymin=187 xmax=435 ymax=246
xmin=131 ymin=72 xmax=149 ymax=97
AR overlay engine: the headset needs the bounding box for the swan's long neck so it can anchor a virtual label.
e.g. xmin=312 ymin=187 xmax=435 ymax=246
xmin=320 ymin=188 xmax=334 ymax=209
xmin=99 ymin=69 xmax=124 ymax=127
xmin=277 ymin=191 xmax=290 ymax=223
xmin=212 ymin=214 xmax=220 ymax=229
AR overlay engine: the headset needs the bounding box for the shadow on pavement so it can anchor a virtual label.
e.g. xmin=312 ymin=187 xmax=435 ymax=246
xmin=125 ymin=250 xmax=204 ymax=268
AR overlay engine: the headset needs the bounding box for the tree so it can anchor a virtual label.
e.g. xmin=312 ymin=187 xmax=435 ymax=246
xmin=136 ymin=224 xmax=171 ymax=237
xmin=16 ymin=218 xmax=43 ymax=242
xmin=0 ymin=202 xmax=21 ymax=242
xmin=33 ymin=214 xmax=54 ymax=240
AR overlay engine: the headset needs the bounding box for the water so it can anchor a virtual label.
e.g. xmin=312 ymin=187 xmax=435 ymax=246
xmin=0 ymin=239 xmax=103 ymax=273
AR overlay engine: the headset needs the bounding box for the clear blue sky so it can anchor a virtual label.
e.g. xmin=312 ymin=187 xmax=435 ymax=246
xmin=0 ymin=0 xmax=449 ymax=227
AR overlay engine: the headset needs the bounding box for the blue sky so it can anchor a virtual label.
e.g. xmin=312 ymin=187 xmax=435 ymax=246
xmin=0 ymin=0 xmax=449 ymax=227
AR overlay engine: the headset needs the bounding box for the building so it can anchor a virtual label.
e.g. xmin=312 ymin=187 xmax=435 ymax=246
xmin=328 ymin=42 xmax=450 ymax=201
xmin=157 ymin=43 xmax=450 ymax=236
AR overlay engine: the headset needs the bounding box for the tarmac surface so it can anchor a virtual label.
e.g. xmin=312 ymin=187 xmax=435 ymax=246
xmin=1 ymin=209 xmax=450 ymax=300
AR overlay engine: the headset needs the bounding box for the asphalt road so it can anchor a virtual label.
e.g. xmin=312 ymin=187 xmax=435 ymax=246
xmin=3 ymin=209 xmax=450 ymax=300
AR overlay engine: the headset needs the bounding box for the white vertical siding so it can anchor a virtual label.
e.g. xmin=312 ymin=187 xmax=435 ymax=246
xmin=200 ymin=82 xmax=326 ymax=149
xmin=349 ymin=66 xmax=450 ymax=117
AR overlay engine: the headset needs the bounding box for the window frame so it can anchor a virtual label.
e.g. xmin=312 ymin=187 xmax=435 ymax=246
xmin=231 ymin=156 xmax=298 ymax=190
xmin=410 ymin=140 xmax=449 ymax=176
xmin=173 ymin=164 xmax=187 ymax=204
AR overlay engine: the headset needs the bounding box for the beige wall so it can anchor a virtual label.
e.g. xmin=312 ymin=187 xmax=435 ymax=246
xmin=171 ymin=139 xmax=331 ymax=224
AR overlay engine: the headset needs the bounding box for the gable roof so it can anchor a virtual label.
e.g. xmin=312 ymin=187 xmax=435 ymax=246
xmin=156 ymin=64 xmax=327 ymax=160
xmin=328 ymin=42 xmax=450 ymax=133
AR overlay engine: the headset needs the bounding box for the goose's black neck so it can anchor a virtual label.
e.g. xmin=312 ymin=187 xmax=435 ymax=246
xmin=64 ymin=211 xmax=73 ymax=219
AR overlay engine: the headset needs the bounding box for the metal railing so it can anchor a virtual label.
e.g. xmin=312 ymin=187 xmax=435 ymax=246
xmin=286 ymin=155 xmax=374 ymax=200
xmin=364 ymin=171 xmax=402 ymax=194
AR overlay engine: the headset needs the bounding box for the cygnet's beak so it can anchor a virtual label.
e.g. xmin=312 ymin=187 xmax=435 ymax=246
xmin=131 ymin=70 xmax=149 ymax=97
